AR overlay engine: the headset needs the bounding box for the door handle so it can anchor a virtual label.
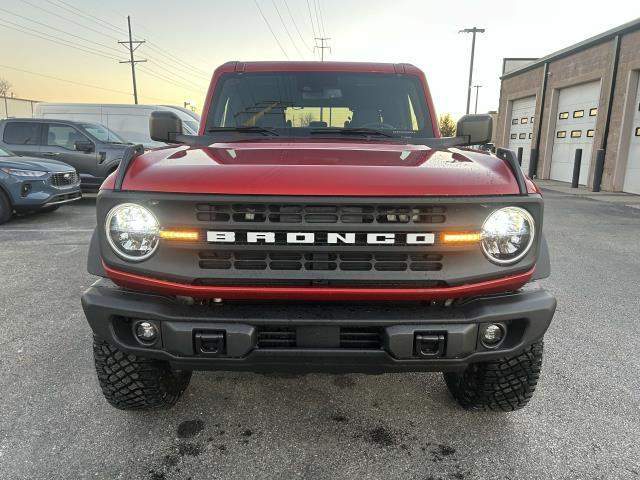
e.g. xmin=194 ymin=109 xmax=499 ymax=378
xmin=42 ymin=152 xmax=60 ymax=156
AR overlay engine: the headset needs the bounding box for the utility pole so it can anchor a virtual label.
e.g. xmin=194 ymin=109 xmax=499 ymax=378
xmin=459 ymin=27 xmax=485 ymax=114
xmin=119 ymin=16 xmax=146 ymax=104
xmin=473 ymin=84 xmax=482 ymax=114
xmin=314 ymin=37 xmax=331 ymax=61
xmin=314 ymin=37 xmax=331 ymax=122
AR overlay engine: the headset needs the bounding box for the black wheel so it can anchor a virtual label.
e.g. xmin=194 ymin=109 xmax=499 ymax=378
xmin=0 ymin=190 xmax=12 ymax=224
xmin=38 ymin=205 xmax=60 ymax=213
xmin=93 ymin=336 xmax=192 ymax=410
xmin=443 ymin=340 xmax=544 ymax=411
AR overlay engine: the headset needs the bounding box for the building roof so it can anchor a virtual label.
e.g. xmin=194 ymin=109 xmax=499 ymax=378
xmin=502 ymin=17 xmax=640 ymax=79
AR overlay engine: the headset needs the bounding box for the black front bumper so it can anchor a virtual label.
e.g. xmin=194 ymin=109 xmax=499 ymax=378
xmin=81 ymin=280 xmax=556 ymax=373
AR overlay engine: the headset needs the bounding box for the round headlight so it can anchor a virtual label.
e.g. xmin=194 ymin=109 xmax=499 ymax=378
xmin=481 ymin=207 xmax=535 ymax=265
xmin=105 ymin=203 xmax=159 ymax=261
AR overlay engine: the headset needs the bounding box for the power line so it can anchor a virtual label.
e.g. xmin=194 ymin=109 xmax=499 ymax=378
xmin=136 ymin=66 xmax=204 ymax=94
xmin=45 ymin=0 xmax=125 ymax=37
xmin=0 ymin=63 xmax=176 ymax=103
xmin=283 ymin=0 xmax=314 ymax=53
xmin=19 ymin=0 xmax=120 ymax=42
xmin=253 ymin=0 xmax=289 ymax=59
xmin=315 ymin=0 xmax=328 ymax=37
xmin=0 ymin=6 xmax=122 ymax=56
xmin=305 ymin=0 xmax=318 ymax=47
xmin=21 ymin=0 xmax=209 ymax=84
xmin=61 ymin=0 xmax=211 ymax=79
xmin=0 ymin=63 xmax=131 ymax=96
xmin=313 ymin=0 xmax=324 ymax=38
xmin=0 ymin=19 xmax=119 ymax=60
xmin=143 ymin=42 xmax=211 ymax=80
xmin=118 ymin=16 xmax=146 ymax=104
xmin=271 ymin=0 xmax=304 ymax=58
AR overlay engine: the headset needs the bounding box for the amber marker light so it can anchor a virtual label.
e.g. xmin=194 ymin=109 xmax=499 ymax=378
xmin=442 ymin=232 xmax=482 ymax=243
xmin=159 ymin=230 xmax=200 ymax=240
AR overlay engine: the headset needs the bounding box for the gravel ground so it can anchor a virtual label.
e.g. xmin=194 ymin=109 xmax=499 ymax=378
xmin=0 ymin=191 xmax=638 ymax=480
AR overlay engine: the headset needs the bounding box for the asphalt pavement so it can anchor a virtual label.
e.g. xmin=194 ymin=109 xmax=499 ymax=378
xmin=0 ymin=191 xmax=638 ymax=480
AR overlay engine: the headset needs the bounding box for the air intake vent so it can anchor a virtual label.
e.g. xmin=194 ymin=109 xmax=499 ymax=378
xmin=195 ymin=203 xmax=446 ymax=224
xmin=256 ymin=326 xmax=296 ymax=348
xmin=339 ymin=327 xmax=383 ymax=349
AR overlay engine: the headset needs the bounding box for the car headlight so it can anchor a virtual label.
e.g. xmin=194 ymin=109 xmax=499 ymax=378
xmin=1 ymin=167 xmax=47 ymax=177
xmin=105 ymin=203 xmax=159 ymax=261
xmin=481 ymin=207 xmax=535 ymax=265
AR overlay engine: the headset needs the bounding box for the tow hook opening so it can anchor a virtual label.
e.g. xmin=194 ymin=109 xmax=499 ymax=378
xmin=413 ymin=332 xmax=446 ymax=358
xmin=194 ymin=331 xmax=226 ymax=355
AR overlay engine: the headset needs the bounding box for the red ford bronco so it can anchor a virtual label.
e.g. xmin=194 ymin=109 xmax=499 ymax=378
xmin=82 ymin=61 xmax=555 ymax=411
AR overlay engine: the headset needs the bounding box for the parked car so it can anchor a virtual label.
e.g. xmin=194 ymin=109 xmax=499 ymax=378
xmin=0 ymin=118 xmax=130 ymax=192
xmin=82 ymin=61 xmax=555 ymax=412
xmin=33 ymin=103 xmax=200 ymax=148
xmin=0 ymin=145 xmax=81 ymax=224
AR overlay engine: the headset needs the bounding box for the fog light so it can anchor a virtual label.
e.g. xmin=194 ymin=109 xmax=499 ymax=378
xmin=481 ymin=324 xmax=504 ymax=346
xmin=135 ymin=321 xmax=158 ymax=343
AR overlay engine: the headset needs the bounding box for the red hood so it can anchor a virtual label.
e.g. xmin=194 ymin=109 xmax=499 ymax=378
xmin=111 ymin=140 xmax=527 ymax=196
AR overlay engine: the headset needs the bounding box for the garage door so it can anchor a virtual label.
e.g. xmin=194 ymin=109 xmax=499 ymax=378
xmin=550 ymin=81 xmax=601 ymax=185
xmin=622 ymin=80 xmax=640 ymax=194
xmin=508 ymin=96 xmax=536 ymax=174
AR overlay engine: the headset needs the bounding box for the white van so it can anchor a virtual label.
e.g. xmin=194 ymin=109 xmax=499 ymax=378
xmin=33 ymin=103 xmax=200 ymax=148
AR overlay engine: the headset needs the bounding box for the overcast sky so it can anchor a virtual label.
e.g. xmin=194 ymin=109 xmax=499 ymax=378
xmin=1 ymin=0 xmax=638 ymax=118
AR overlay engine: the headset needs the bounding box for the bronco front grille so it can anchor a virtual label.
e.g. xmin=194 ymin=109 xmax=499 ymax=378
xmin=195 ymin=203 xmax=446 ymax=224
xmin=199 ymin=251 xmax=443 ymax=272
xmin=50 ymin=171 xmax=79 ymax=187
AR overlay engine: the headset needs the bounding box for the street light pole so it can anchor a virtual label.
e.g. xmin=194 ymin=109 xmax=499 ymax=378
xmin=474 ymin=84 xmax=482 ymax=114
xmin=459 ymin=27 xmax=485 ymax=115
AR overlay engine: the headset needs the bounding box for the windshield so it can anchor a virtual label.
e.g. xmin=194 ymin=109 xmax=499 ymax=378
xmin=183 ymin=120 xmax=199 ymax=134
xmin=0 ymin=146 xmax=13 ymax=156
xmin=80 ymin=123 xmax=126 ymax=143
xmin=205 ymin=72 xmax=434 ymax=138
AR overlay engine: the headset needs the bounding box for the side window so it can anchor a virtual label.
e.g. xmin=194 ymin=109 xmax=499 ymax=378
xmin=3 ymin=122 xmax=41 ymax=145
xmin=511 ymin=118 xmax=518 ymax=125
xmin=559 ymin=112 xmax=569 ymax=120
xmin=46 ymin=124 xmax=88 ymax=150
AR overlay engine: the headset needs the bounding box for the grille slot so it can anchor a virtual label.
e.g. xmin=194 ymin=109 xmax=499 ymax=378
xmin=50 ymin=171 xmax=79 ymax=187
xmin=256 ymin=327 xmax=296 ymax=348
xmin=198 ymin=251 xmax=444 ymax=272
xmin=195 ymin=203 xmax=446 ymax=225
xmin=339 ymin=327 xmax=383 ymax=349
xmin=255 ymin=326 xmax=383 ymax=349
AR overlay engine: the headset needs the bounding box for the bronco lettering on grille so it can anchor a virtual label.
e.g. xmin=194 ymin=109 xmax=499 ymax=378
xmin=207 ymin=231 xmax=435 ymax=245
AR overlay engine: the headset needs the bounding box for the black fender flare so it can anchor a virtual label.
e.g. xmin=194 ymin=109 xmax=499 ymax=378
xmin=87 ymin=228 xmax=106 ymax=277
xmin=532 ymin=233 xmax=551 ymax=280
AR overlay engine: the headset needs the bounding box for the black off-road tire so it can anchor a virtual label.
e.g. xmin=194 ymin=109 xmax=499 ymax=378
xmin=0 ymin=190 xmax=12 ymax=224
xmin=93 ymin=336 xmax=192 ymax=410
xmin=443 ymin=340 xmax=544 ymax=411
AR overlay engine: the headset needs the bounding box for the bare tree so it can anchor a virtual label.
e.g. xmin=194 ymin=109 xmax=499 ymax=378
xmin=0 ymin=78 xmax=12 ymax=97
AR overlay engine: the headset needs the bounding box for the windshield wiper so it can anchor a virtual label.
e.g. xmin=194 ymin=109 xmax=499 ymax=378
xmin=206 ymin=126 xmax=280 ymax=136
xmin=309 ymin=127 xmax=398 ymax=138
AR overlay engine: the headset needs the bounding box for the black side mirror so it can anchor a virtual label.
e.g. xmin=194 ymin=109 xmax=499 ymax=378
xmin=74 ymin=140 xmax=94 ymax=153
xmin=456 ymin=114 xmax=493 ymax=145
xmin=150 ymin=111 xmax=183 ymax=143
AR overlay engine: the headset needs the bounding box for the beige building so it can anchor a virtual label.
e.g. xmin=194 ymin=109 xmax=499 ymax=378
xmin=496 ymin=18 xmax=640 ymax=194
